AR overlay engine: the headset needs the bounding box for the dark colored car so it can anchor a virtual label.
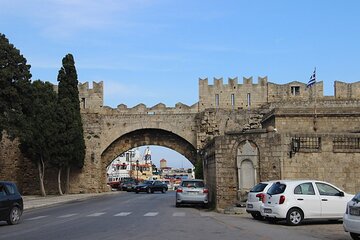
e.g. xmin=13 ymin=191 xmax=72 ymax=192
xmin=134 ymin=180 xmax=168 ymax=194
xmin=0 ymin=181 xmax=23 ymax=225
xmin=119 ymin=178 xmax=137 ymax=191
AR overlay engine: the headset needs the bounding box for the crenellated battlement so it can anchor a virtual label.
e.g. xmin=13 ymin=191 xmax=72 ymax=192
xmin=78 ymin=81 xmax=103 ymax=94
xmin=199 ymin=76 xmax=360 ymax=111
xmin=78 ymin=77 xmax=360 ymax=113
xmin=78 ymin=81 xmax=104 ymax=110
xmin=199 ymin=76 xmax=269 ymax=111
xmin=101 ymin=102 xmax=198 ymax=115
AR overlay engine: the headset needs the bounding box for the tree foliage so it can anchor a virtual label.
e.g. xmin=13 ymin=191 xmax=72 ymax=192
xmin=0 ymin=33 xmax=32 ymax=139
xmin=53 ymin=54 xmax=85 ymax=194
xmin=19 ymin=80 xmax=58 ymax=196
xmin=194 ymin=157 xmax=204 ymax=179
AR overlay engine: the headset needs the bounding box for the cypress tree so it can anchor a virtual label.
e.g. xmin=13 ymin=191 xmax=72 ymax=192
xmin=54 ymin=54 xmax=85 ymax=195
xmin=0 ymin=33 xmax=32 ymax=140
xmin=19 ymin=80 xmax=58 ymax=196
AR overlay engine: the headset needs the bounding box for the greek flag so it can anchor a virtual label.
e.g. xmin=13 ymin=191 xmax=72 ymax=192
xmin=307 ymin=68 xmax=316 ymax=88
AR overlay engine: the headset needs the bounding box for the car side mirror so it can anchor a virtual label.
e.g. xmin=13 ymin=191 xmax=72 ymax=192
xmin=338 ymin=191 xmax=345 ymax=197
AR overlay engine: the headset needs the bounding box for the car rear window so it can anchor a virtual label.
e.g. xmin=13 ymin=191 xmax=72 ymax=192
xmin=250 ymin=183 xmax=268 ymax=192
xmin=181 ymin=181 xmax=204 ymax=188
xmin=267 ymin=182 xmax=286 ymax=195
xmin=352 ymin=192 xmax=360 ymax=202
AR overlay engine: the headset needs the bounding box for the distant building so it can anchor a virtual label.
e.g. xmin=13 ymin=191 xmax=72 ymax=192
xmin=160 ymin=159 xmax=167 ymax=169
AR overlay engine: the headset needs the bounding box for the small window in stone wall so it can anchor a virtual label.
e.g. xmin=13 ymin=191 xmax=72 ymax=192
xmin=291 ymin=136 xmax=321 ymax=152
xmin=291 ymin=86 xmax=300 ymax=96
xmin=333 ymin=137 xmax=360 ymax=151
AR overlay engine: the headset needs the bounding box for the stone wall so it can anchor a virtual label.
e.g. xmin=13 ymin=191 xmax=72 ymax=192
xmin=204 ymin=130 xmax=360 ymax=209
xmin=282 ymin=134 xmax=360 ymax=193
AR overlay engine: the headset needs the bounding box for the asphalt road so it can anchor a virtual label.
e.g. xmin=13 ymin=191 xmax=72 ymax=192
xmin=0 ymin=191 xmax=352 ymax=240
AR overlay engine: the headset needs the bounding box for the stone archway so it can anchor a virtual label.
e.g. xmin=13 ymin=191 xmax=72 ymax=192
xmin=102 ymin=128 xmax=197 ymax=165
xmin=99 ymin=128 xmax=198 ymax=188
xmin=236 ymin=140 xmax=259 ymax=202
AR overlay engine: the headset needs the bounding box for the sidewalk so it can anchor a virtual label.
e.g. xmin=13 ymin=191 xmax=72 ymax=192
xmin=23 ymin=191 xmax=119 ymax=210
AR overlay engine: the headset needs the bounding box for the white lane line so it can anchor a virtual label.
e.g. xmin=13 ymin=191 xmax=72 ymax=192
xmin=144 ymin=212 xmax=159 ymax=217
xmin=26 ymin=216 xmax=48 ymax=220
xmin=87 ymin=212 xmax=106 ymax=217
xmin=172 ymin=212 xmax=186 ymax=217
xmin=57 ymin=213 xmax=78 ymax=218
xmin=114 ymin=212 xmax=132 ymax=217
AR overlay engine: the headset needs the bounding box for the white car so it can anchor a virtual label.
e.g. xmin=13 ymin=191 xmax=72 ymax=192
xmin=344 ymin=192 xmax=360 ymax=240
xmin=260 ymin=180 xmax=353 ymax=225
xmin=246 ymin=181 xmax=275 ymax=220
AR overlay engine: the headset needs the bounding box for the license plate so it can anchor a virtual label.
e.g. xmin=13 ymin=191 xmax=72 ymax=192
xmin=350 ymin=207 xmax=360 ymax=216
xmin=264 ymin=208 xmax=272 ymax=213
xmin=247 ymin=204 xmax=253 ymax=209
xmin=187 ymin=191 xmax=197 ymax=195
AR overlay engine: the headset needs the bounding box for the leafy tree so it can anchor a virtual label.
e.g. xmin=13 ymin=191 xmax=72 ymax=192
xmin=54 ymin=54 xmax=85 ymax=195
xmin=194 ymin=158 xmax=203 ymax=179
xmin=0 ymin=33 xmax=32 ymax=140
xmin=19 ymin=80 xmax=58 ymax=196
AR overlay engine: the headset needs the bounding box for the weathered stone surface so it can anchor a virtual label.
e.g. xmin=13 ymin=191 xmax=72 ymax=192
xmin=1 ymin=77 xmax=360 ymax=211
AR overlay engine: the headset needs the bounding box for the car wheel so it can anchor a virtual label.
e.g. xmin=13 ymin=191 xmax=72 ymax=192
xmin=7 ymin=206 xmax=22 ymax=225
xmin=147 ymin=188 xmax=151 ymax=194
xmin=135 ymin=190 xmax=139 ymax=194
xmin=176 ymin=202 xmax=180 ymax=208
xmin=286 ymin=208 xmax=303 ymax=226
xmin=151 ymin=189 xmax=154 ymax=194
xmin=350 ymin=233 xmax=360 ymax=240
xmin=251 ymin=212 xmax=264 ymax=220
xmin=161 ymin=188 xmax=166 ymax=193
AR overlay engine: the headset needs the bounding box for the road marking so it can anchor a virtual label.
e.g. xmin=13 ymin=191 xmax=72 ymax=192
xmin=87 ymin=212 xmax=106 ymax=217
xmin=172 ymin=212 xmax=186 ymax=217
xmin=114 ymin=212 xmax=132 ymax=216
xmin=26 ymin=216 xmax=48 ymax=220
xmin=58 ymin=214 xmax=78 ymax=218
xmin=144 ymin=212 xmax=158 ymax=217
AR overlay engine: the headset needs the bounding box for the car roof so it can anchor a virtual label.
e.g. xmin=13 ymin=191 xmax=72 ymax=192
xmin=0 ymin=181 xmax=16 ymax=184
xmin=271 ymin=179 xmax=332 ymax=185
xmin=181 ymin=179 xmax=203 ymax=182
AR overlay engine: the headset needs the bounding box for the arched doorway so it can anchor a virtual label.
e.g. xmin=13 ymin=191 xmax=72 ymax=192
xmin=236 ymin=140 xmax=259 ymax=202
xmin=101 ymin=128 xmax=197 ymax=191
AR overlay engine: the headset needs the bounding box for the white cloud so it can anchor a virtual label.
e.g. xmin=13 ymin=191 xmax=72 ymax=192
xmin=2 ymin=0 xmax=158 ymax=39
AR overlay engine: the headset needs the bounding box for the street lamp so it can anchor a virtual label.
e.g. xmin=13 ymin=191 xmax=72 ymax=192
xmin=136 ymin=160 xmax=139 ymax=182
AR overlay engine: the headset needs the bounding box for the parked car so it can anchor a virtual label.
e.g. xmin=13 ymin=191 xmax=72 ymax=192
xmin=246 ymin=181 xmax=275 ymax=220
xmin=344 ymin=192 xmax=360 ymax=240
xmin=175 ymin=179 xmax=209 ymax=208
xmin=260 ymin=180 xmax=353 ymax=225
xmin=134 ymin=180 xmax=168 ymax=194
xmin=119 ymin=178 xmax=137 ymax=191
xmin=0 ymin=181 xmax=23 ymax=225
xmin=161 ymin=180 xmax=172 ymax=190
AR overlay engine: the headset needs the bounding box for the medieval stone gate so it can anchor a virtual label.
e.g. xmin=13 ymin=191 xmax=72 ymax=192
xmin=1 ymin=76 xmax=360 ymax=210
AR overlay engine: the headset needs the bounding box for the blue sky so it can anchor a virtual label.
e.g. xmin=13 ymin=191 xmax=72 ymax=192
xmin=2 ymin=0 xmax=360 ymax=168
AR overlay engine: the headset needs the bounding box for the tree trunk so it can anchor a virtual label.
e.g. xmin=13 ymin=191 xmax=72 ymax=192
xmin=65 ymin=166 xmax=70 ymax=194
xmin=37 ymin=158 xmax=46 ymax=197
xmin=58 ymin=168 xmax=63 ymax=195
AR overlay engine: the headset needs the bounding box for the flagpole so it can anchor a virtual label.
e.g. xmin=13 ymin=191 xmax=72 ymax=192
xmin=313 ymin=67 xmax=317 ymax=131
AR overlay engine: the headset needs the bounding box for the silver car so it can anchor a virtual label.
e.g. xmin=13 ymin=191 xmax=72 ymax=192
xmin=246 ymin=181 xmax=275 ymax=220
xmin=344 ymin=192 xmax=360 ymax=240
xmin=175 ymin=179 xmax=209 ymax=208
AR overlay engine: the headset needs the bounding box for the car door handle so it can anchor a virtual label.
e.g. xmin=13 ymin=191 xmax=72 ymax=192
xmin=297 ymin=198 xmax=304 ymax=201
xmin=321 ymin=199 xmax=328 ymax=201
